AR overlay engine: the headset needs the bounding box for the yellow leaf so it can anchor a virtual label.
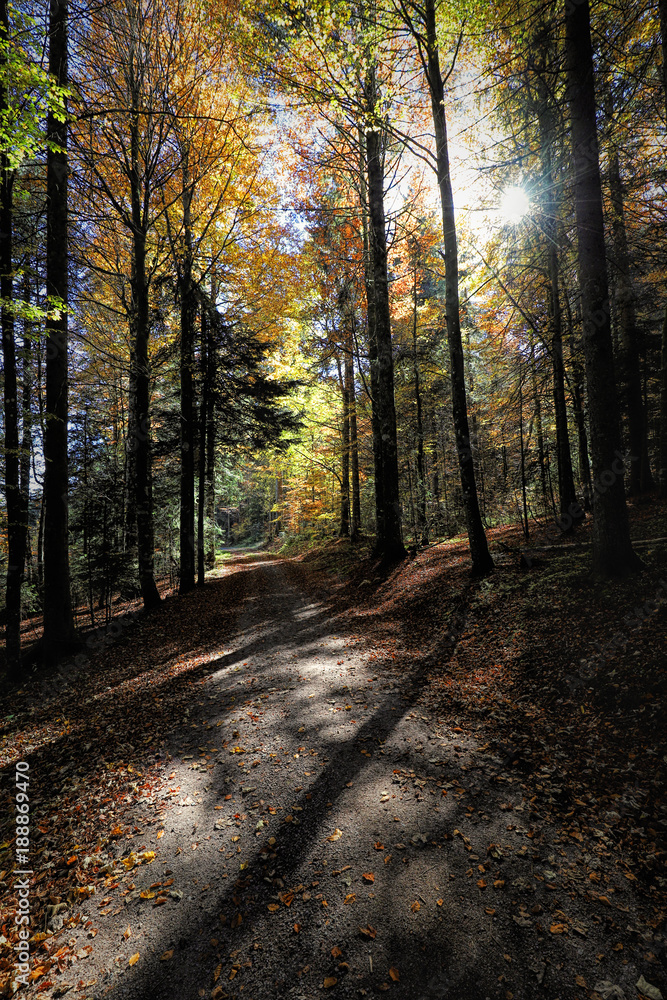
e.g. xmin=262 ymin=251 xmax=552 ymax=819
xmin=550 ymin=923 xmax=567 ymax=934
xmin=231 ymin=836 xmax=240 ymax=843
xmin=139 ymin=891 xmax=155 ymax=899
xmin=213 ymin=963 xmax=221 ymax=983
xmin=157 ymin=830 xmax=164 ymax=839
xmin=267 ymin=903 xmax=280 ymax=912
xmin=128 ymin=953 xmax=140 ymax=966
xmin=123 ymin=927 xmax=131 ymax=940
xmin=323 ymin=977 xmax=338 ymax=988
xmin=327 ymin=829 xmax=343 ymax=842
xmin=343 ymin=893 xmax=356 ymax=904
xmin=160 ymin=950 xmax=173 ymax=961
xmin=436 ymin=899 xmax=443 ymax=906
xmin=389 ymin=967 xmax=400 ymax=982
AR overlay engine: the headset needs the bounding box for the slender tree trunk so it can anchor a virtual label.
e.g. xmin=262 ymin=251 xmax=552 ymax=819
xmin=423 ymin=0 xmax=493 ymax=574
xmin=347 ymin=329 xmax=361 ymax=540
xmin=0 ymin=1 xmax=22 ymax=672
xmin=530 ymin=340 xmax=548 ymax=517
xmin=205 ymin=299 xmax=216 ymax=566
xmin=603 ymin=86 xmax=650 ymax=493
xmin=197 ymin=309 xmax=207 ymax=585
xmin=412 ymin=264 xmax=427 ymax=545
xmin=179 ymin=160 xmax=196 ymax=593
xmin=43 ymin=0 xmax=77 ymax=661
xmin=358 ymin=131 xmax=384 ymax=549
xmin=129 ymin=53 xmax=160 ymax=607
xmin=20 ymin=274 xmax=32 ymax=575
xmin=366 ymin=127 xmax=404 ymax=560
xmin=657 ymin=0 xmax=667 ymax=498
xmin=338 ymin=358 xmax=350 ymax=536
xmin=518 ymin=361 xmax=529 ymax=539
xmin=565 ymin=0 xmax=640 ymax=575
xmin=660 ymin=306 xmax=667 ymax=499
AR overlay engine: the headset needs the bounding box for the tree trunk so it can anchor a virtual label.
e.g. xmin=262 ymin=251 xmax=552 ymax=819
xmin=338 ymin=357 xmax=351 ymax=537
xmin=347 ymin=329 xmax=361 ymax=540
xmin=197 ymin=308 xmax=207 ymax=585
xmin=659 ymin=306 xmax=667 ymax=499
xmin=179 ymin=160 xmax=196 ymax=593
xmin=365 ymin=126 xmax=405 ymax=561
xmin=423 ymin=0 xmax=493 ymax=574
xmin=43 ymin=0 xmax=77 ymax=661
xmin=20 ymin=273 xmax=32 ymax=575
xmin=129 ymin=49 xmax=160 ymax=608
xmin=565 ymin=0 xmax=641 ymax=575
xmin=0 ymin=1 xmax=22 ymax=672
xmin=603 ymin=85 xmax=650 ymax=493
xmin=412 ymin=263 xmax=427 ymax=545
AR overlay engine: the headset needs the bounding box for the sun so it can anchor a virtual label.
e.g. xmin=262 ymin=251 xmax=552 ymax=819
xmin=499 ymin=186 xmax=531 ymax=224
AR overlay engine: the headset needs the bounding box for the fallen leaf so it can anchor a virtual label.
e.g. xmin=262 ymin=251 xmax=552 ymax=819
xmin=123 ymin=927 xmax=131 ymax=940
xmin=327 ymin=829 xmax=343 ymax=842
xmin=323 ymin=977 xmax=338 ymax=988
xmin=362 ymin=873 xmax=375 ymax=883
xmin=267 ymin=903 xmax=280 ymax=912
xmin=389 ymin=968 xmax=399 ymax=982
xmin=358 ymin=925 xmax=377 ymax=939
xmin=344 ymin=893 xmax=356 ymax=904
xmin=128 ymin=953 xmax=139 ymax=966
xmin=550 ymin=923 xmax=567 ymax=934
xmin=331 ymin=946 xmax=343 ymax=958
xmin=157 ymin=830 xmax=164 ymax=839
xmin=410 ymin=901 xmax=420 ymax=912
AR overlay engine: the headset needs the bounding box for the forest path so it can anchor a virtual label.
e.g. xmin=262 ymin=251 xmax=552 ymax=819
xmin=8 ymin=554 xmax=665 ymax=1000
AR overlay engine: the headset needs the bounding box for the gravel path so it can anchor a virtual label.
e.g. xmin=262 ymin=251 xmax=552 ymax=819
xmin=45 ymin=556 xmax=664 ymax=1000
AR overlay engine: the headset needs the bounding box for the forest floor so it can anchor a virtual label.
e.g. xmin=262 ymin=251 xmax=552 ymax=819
xmin=1 ymin=502 xmax=666 ymax=1000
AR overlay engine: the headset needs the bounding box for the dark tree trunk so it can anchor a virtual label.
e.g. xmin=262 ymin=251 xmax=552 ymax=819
xmin=338 ymin=357 xmax=351 ymax=537
xmin=129 ymin=53 xmax=160 ymax=608
xmin=423 ymin=0 xmax=493 ymax=574
xmin=43 ymin=0 xmax=77 ymax=661
xmin=660 ymin=306 xmax=667 ymax=499
xmin=0 ymin=1 xmax=22 ymax=672
xmin=347 ymin=330 xmax=361 ymax=540
xmin=535 ymin=84 xmax=579 ymax=525
xmin=657 ymin=0 xmax=667 ymax=498
xmin=565 ymin=0 xmax=641 ymax=575
xmin=179 ymin=163 xmax=196 ymax=593
xmin=365 ymin=122 xmax=404 ymax=560
xmin=412 ymin=264 xmax=427 ymax=545
xmin=604 ymin=86 xmax=650 ymax=494
xmin=197 ymin=309 xmax=207 ymax=585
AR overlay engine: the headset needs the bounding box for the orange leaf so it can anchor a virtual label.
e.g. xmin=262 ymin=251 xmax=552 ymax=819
xmin=550 ymin=923 xmax=567 ymax=934
xmin=323 ymin=977 xmax=338 ymax=988
xmin=477 ymin=879 xmax=487 ymax=889
xmin=331 ymin=946 xmax=343 ymax=958
xmin=436 ymin=899 xmax=443 ymax=906
xmin=160 ymin=950 xmax=173 ymax=961
xmin=344 ymin=893 xmax=356 ymax=904
xmin=389 ymin=967 xmax=400 ymax=982
xmin=362 ymin=873 xmax=375 ymax=883
xmin=374 ymin=842 xmax=384 ymax=850
xmin=293 ymin=923 xmax=301 ymax=933
xmin=410 ymin=901 xmax=420 ymax=912
xmin=267 ymin=903 xmax=280 ymax=912
xmin=157 ymin=830 xmax=164 ymax=839
xmin=327 ymin=829 xmax=343 ymax=842
xmin=358 ymin=925 xmax=377 ymax=939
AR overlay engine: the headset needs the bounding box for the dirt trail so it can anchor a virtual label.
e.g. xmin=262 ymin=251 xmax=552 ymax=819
xmin=7 ymin=555 xmax=666 ymax=1000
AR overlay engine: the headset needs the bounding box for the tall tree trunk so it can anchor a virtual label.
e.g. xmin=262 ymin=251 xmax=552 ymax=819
xmin=197 ymin=309 xmax=207 ymax=585
xmin=347 ymin=327 xmax=361 ymax=540
xmin=412 ymin=263 xmax=427 ymax=545
xmin=179 ymin=161 xmax=196 ymax=593
xmin=423 ymin=0 xmax=493 ymax=574
xmin=338 ymin=357 xmax=351 ymax=537
xmin=0 ymin=0 xmax=22 ymax=673
xmin=359 ymin=133 xmax=384 ymax=547
xmin=535 ymin=84 xmax=579 ymax=525
xmin=530 ymin=339 xmax=549 ymax=517
xmin=43 ymin=0 xmax=77 ymax=661
xmin=365 ymin=126 xmax=404 ymax=561
xmin=129 ymin=52 xmax=160 ymax=608
xmin=657 ymin=0 xmax=667 ymax=498
xmin=660 ymin=306 xmax=667 ymax=499
xmin=603 ymin=85 xmax=650 ymax=494
xmin=20 ymin=274 xmax=32 ymax=576
xmin=565 ymin=0 xmax=640 ymax=575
